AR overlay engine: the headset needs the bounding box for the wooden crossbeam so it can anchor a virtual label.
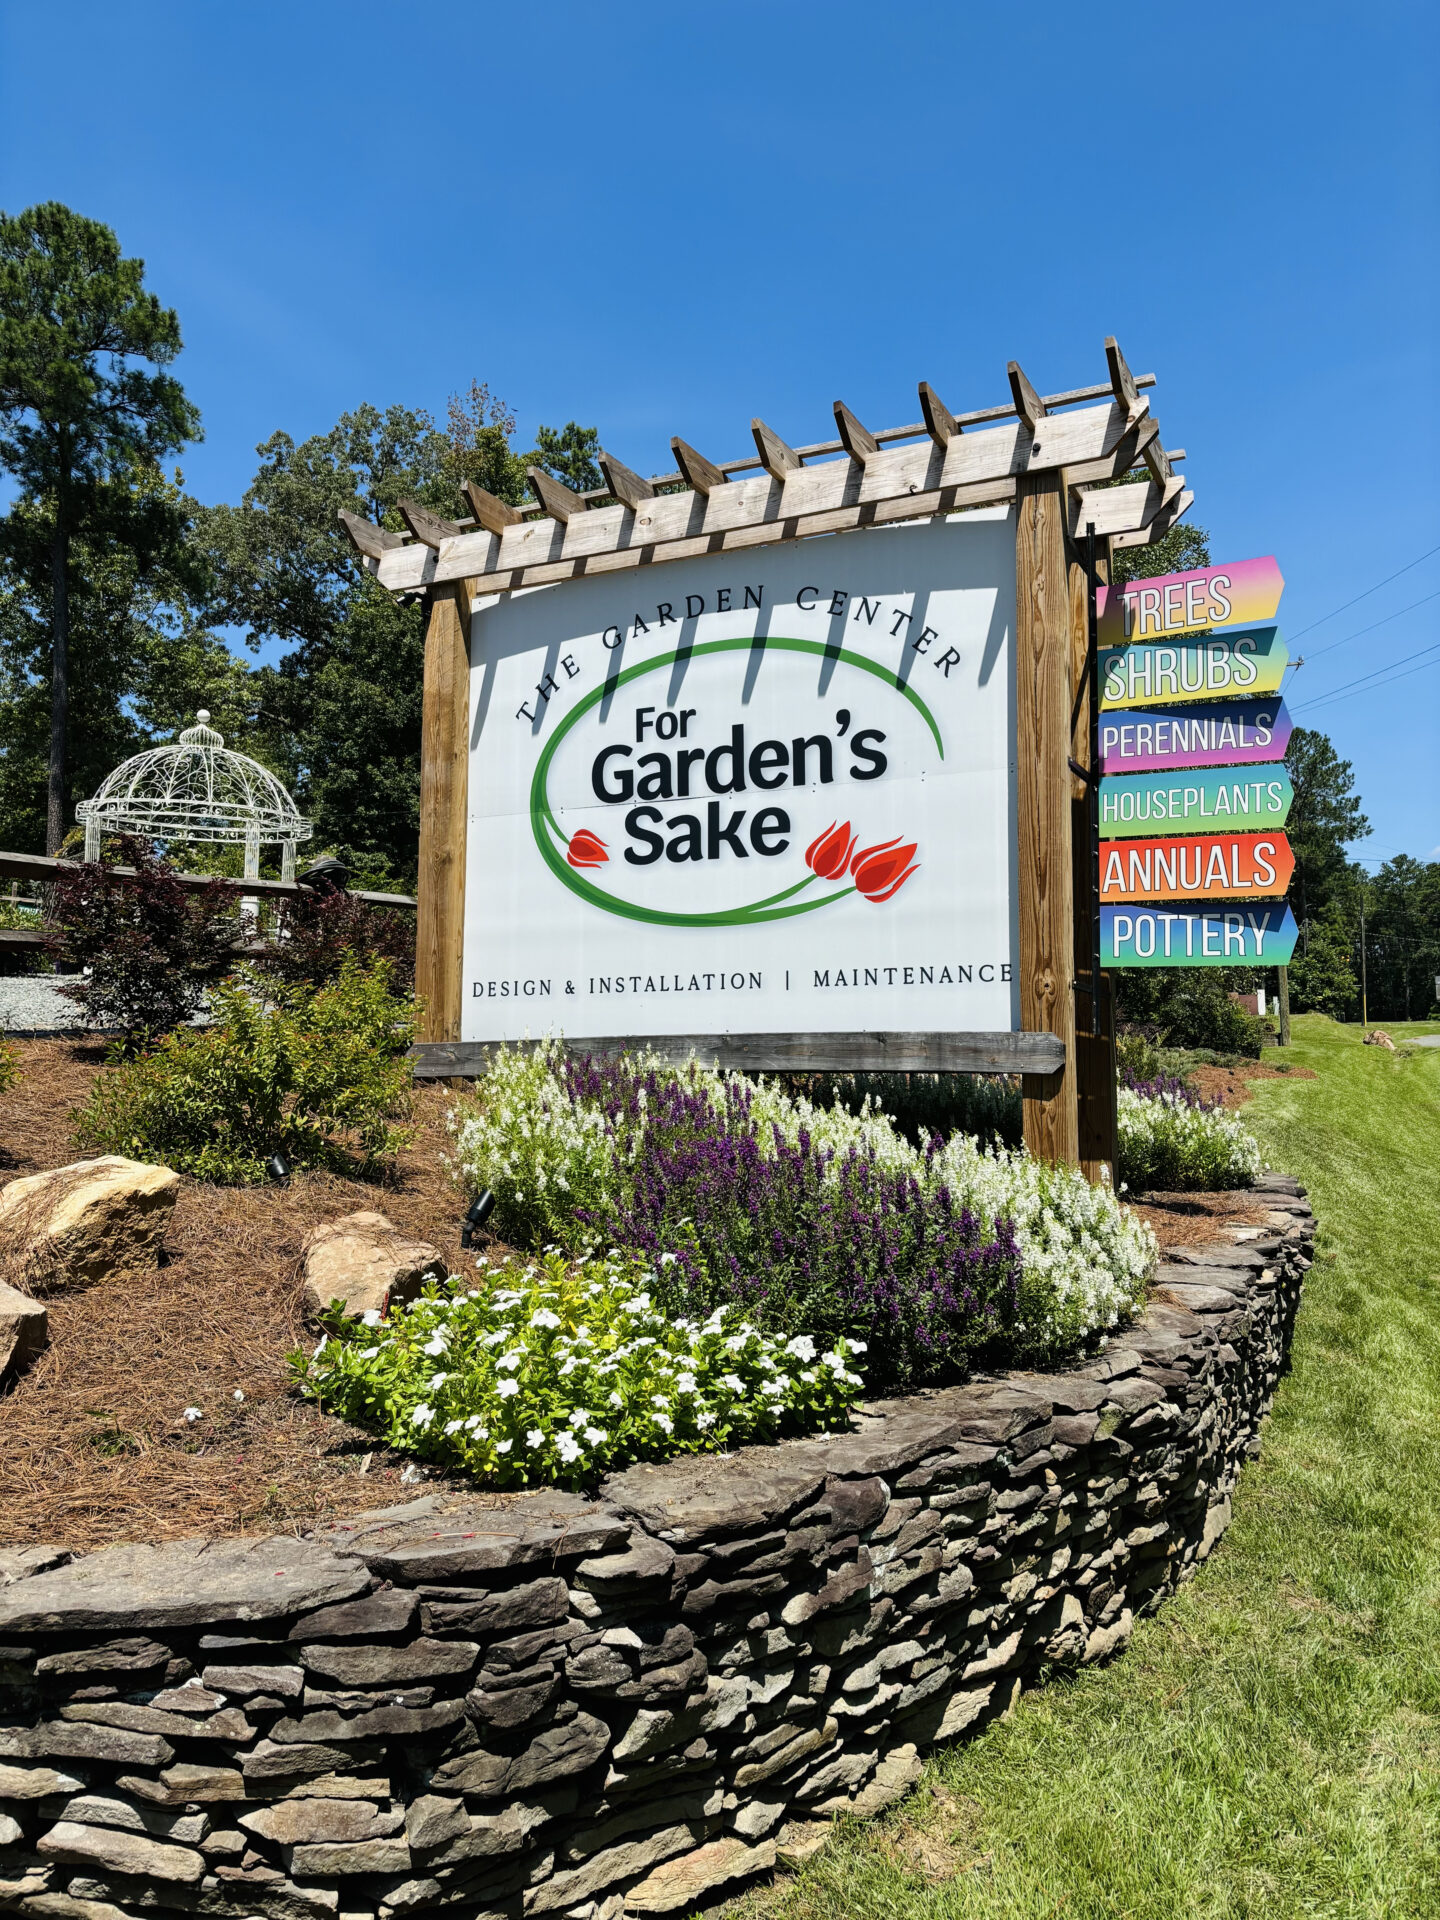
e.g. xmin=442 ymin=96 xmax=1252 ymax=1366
xmin=918 ymin=381 xmax=960 ymax=447
xmin=598 ymin=449 xmax=655 ymax=510
xmin=368 ymin=393 xmax=1161 ymax=597
xmin=833 ymin=401 xmax=880 ymax=465
xmin=751 ymin=418 xmax=800 ymax=481
xmin=1105 ymin=336 xmax=1145 ymax=425
xmin=671 ymin=436 xmax=728 ymax=494
xmin=462 ymin=480 xmax=522 ymax=535
xmin=1007 ymin=361 xmax=1047 ymax=433
xmin=528 ymin=466 xmax=586 ymax=522
xmin=353 ymin=344 xmax=1187 ymax=594
xmin=1069 ymin=475 xmax=1187 ymax=541
xmin=380 ymin=365 xmax=1164 ymax=542
xmin=399 ymin=498 xmax=464 ymax=551
xmin=1112 ymin=486 xmax=1193 ymax=550
xmin=338 ymin=510 xmax=404 ymax=560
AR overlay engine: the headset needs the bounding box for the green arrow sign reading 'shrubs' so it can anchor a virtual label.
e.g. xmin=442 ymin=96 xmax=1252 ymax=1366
xmin=1100 ymin=767 xmax=1293 ymax=839
xmin=1100 ymin=627 xmax=1287 ymax=710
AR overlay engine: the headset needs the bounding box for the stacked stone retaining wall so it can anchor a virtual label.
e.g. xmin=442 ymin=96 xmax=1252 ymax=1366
xmin=0 ymin=1173 xmax=1313 ymax=1920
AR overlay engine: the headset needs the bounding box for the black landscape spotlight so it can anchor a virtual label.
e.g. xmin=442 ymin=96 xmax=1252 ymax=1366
xmin=461 ymin=1190 xmax=497 ymax=1250
xmin=266 ymin=1154 xmax=291 ymax=1186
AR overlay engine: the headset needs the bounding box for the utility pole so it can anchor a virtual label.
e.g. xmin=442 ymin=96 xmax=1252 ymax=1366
xmin=1277 ymin=965 xmax=1291 ymax=1046
xmin=1359 ymin=894 xmax=1368 ymax=1028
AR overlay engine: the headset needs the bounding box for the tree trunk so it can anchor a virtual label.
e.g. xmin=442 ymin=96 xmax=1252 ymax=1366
xmin=46 ymin=516 xmax=70 ymax=856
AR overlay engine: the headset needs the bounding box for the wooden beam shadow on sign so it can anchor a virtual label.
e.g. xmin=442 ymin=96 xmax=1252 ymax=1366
xmin=412 ymin=1031 xmax=1068 ymax=1080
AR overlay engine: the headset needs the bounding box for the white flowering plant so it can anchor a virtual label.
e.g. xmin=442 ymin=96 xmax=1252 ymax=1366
xmin=1116 ymin=1086 xmax=1262 ymax=1192
xmin=291 ymin=1250 xmax=864 ymax=1488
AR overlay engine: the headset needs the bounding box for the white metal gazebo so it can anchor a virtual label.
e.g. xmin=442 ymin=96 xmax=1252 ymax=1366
xmin=76 ymin=712 xmax=313 ymax=881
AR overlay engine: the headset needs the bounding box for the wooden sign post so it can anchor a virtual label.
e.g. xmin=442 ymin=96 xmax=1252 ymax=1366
xmin=348 ymin=341 xmax=1195 ymax=1180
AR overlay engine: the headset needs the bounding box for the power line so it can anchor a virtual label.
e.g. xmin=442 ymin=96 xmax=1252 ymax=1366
xmin=1294 ymin=640 xmax=1440 ymax=714
xmin=1288 ymin=539 xmax=1440 ymax=641
xmin=1300 ymin=586 xmax=1440 ymax=663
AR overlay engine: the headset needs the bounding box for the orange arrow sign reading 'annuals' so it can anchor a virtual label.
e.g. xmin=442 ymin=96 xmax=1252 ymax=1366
xmin=1099 ymin=831 xmax=1294 ymax=903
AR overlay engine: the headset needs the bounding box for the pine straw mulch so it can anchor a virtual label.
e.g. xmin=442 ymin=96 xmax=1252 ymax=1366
xmin=1 ymin=1037 xmax=513 ymax=1552
xmin=1187 ymin=1058 xmax=1317 ymax=1110
xmin=1126 ymin=1187 xmax=1278 ymax=1249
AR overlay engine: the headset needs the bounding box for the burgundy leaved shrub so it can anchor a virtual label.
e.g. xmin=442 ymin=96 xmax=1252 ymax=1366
xmin=44 ymin=837 xmax=241 ymax=1047
xmin=253 ymin=888 xmax=415 ymax=993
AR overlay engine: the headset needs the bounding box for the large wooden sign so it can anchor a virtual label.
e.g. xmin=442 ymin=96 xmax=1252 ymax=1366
xmin=463 ymin=518 xmax=1019 ymax=1045
xmin=346 ymin=338 xmax=1200 ymax=1171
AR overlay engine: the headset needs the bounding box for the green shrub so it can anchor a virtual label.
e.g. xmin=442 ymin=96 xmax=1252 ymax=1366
xmin=0 ymin=1037 xmax=19 ymax=1096
xmin=1116 ymin=969 xmax=1267 ymax=1058
xmin=292 ymin=1248 xmax=863 ymax=1489
xmin=793 ymin=1071 xmax=1022 ymax=1148
xmin=76 ymin=959 xmax=414 ymax=1183
xmin=1116 ymin=1086 xmax=1262 ymax=1192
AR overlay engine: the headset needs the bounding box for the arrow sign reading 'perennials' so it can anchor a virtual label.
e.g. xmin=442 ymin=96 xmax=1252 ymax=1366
xmin=1100 ymin=627 xmax=1287 ymax=709
xmin=1099 ymin=832 xmax=1294 ymax=902
xmin=1096 ymin=555 xmax=1285 ymax=644
xmin=1099 ymin=698 xmax=1292 ymax=775
xmin=1102 ymin=903 xmax=1298 ymax=967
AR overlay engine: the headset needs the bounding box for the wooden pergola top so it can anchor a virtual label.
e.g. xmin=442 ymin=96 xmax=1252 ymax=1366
xmin=344 ymin=339 xmax=1191 ymax=600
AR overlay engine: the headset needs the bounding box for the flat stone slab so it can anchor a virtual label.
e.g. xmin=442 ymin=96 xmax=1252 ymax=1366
xmin=603 ymin=1453 xmax=828 ymax=1543
xmin=307 ymin=1493 xmax=629 ymax=1582
xmin=0 ymin=1536 xmax=369 ymax=1634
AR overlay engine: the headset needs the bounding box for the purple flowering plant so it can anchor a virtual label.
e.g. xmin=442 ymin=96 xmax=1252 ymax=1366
xmin=556 ymin=1054 xmax=1021 ymax=1391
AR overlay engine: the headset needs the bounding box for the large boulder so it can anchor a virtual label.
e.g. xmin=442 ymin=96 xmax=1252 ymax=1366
xmin=0 ymin=1156 xmax=179 ymax=1293
xmin=302 ymin=1212 xmax=446 ymax=1322
xmin=0 ymin=1279 xmax=48 ymax=1383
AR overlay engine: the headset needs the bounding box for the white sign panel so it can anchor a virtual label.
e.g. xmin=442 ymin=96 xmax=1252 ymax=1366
xmin=463 ymin=512 xmax=1019 ymax=1041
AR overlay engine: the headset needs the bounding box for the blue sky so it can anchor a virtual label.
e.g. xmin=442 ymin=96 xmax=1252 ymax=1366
xmin=2 ymin=0 xmax=1435 ymax=864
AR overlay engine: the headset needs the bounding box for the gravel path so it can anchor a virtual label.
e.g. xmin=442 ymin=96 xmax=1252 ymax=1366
xmin=0 ymin=977 xmax=89 ymax=1034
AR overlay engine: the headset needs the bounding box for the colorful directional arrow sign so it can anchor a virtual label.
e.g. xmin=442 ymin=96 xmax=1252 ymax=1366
xmin=1102 ymin=903 xmax=1298 ymax=967
xmin=1100 ymin=767 xmax=1293 ymax=839
xmin=1098 ymin=698 xmax=1292 ymax=776
xmin=1100 ymin=627 xmax=1287 ymax=711
xmin=1096 ymin=555 xmax=1284 ymax=645
xmin=1099 ymin=831 xmax=1293 ymax=903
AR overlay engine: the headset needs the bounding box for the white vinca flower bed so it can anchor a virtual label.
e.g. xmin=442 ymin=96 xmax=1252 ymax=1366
xmin=451 ymin=1041 xmax=1157 ymax=1357
xmin=294 ymin=1250 xmax=864 ymax=1488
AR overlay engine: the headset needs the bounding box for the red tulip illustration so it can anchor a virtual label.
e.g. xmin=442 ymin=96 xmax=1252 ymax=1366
xmin=849 ymin=835 xmax=919 ymax=903
xmin=805 ymin=821 xmax=857 ymax=881
xmin=566 ymin=828 xmax=609 ymax=870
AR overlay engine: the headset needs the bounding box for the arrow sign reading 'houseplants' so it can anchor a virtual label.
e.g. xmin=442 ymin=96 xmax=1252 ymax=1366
xmin=1096 ymin=555 xmax=1284 ymax=645
xmin=1099 ymin=766 xmax=1293 ymax=839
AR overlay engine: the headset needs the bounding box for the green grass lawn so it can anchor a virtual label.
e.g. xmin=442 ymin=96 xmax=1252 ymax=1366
xmin=736 ymin=1015 xmax=1440 ymax=1920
